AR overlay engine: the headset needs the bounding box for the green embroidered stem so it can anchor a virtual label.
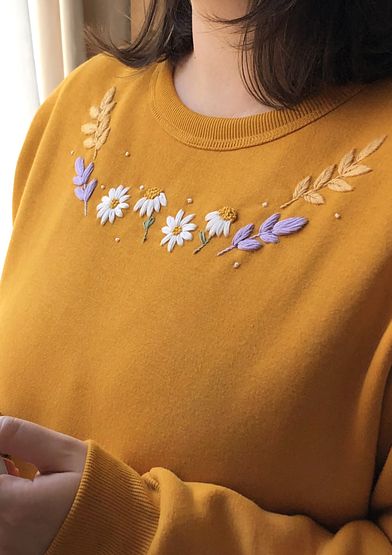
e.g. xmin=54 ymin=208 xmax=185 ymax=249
xmin=142 ymin=216 xmax=155 ymax=242
xmin=193 ymin=231 xmax=211 ymax=254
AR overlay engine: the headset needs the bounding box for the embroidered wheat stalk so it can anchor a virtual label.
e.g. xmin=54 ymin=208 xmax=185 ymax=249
xmin=81 ymin=87 xmax=116 ymax=160
xmin=280 ymin=135 xmax=387 ymax=209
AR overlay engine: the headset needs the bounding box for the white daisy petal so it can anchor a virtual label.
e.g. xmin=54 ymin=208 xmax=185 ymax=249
xmin=153 ymin=197 xmax=161 ymax=212
xmin=224 ymin=220 xmax=231 ymax=236
xmin=140 ymin=199 xmax=149 ymax=216
xmin=177 ymin=235 xmax=184 ymax=246
xmin=181 ymin=214 xmax=195 ymax=225
xmin=100 ymin=210 xmax=109 ymax=225
xmin=146 ymin=200 xmax=154 ymax=217
xmin=100 ymin=196 xmax=110 ymax=204
xmin=159 ymin=192 xmax=167 ymax=206
xmin=183 ymin=223 xmax=197 ymax=231
xmin=115 ymin=207 xmax=123 ymax=217
xmin=134 ymin=197 xmax=146 ymax=211
xmin=97 ymin=207 xmax=107 ymax=218
xmin=108 ymin=188 xmax=116 ymax=199
xmin=120 ymin=194 xmax=130 ymax=202
xmin=160 ymin=233 xmax=171 ymax=246
xmin=205 ymin=211 xmax=219 ymax=221
xmin=109 ymin=210 xmax=115 ymax=224
xmin=115 ymin=185 xmax=124 ymax=196
xmin=175 ymin=209 xmax=184 ymax=225
xmin=167 ymin=216 xmax=175 ymax=227
xmin=118 ymin=203 xmax=129 ymax=209
xmin=162 ymin=226 xmax=171 ymax=234
xmin=181 ymin=231 xmax=193 ymax=240
xmin=168 ymin=236 xmax=177 ymax=252
xmin=217 ymin=220 xmax=226 ymax=236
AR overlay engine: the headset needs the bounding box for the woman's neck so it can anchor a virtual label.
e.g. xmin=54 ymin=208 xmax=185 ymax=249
xmin=173 ymin=0 xmax=275 ymax=118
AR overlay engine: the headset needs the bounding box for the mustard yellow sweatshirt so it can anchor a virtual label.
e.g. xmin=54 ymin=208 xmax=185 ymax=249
xmin=0 ymin=52 xmax=392 ymax=554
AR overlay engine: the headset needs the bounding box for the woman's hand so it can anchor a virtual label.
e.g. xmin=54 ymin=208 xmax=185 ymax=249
xmin=0 ymin=415 xmax=88 ymax=555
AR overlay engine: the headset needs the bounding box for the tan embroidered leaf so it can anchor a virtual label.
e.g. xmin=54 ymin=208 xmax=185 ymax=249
xmin=83 ymin=137 xmax=96 ymax=149
xmin=327 ymin=178 xmax=353 ymax=192
xmin=100 ymin=87 xmax=116 ymax=110
xmin=342 ymin=164 xmax=372 ymax=177
xmin=95 ymin=127 xmax=110 ymax=151
xmin=312 ymin=164 xmax=335 ymax=191
xmin=81 ymin=122 xmax=97 ymax=135
xmin=98 ymin=101 xmax=116 ymax=121
xmin=82 ymin=86 xmax=116 ymax=158
xmin=355 ymin=135 xmax=387 ymax=162
xmin=303 ymin=191 xmax=325 ymax=205
xmin=337 ymin=149 xmax=355 ymax=175
xmin=97 ymin=115 xmax=110 ymax=134
xmin=89 ymin=106 xmax=99 ymax=119
xmin=293 ymin=176 xmax=311 ymax=198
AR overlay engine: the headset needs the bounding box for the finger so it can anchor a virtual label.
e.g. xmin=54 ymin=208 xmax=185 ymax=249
xmin=0 ymin=416 xmax=86 ymax=474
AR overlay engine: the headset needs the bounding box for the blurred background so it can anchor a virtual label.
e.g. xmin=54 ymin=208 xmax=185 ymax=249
xmin=0 ymin=0 xmax=147 ymax=271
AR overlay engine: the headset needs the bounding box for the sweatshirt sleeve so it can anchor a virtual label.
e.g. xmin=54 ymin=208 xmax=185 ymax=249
xmin=44 ymin=367 xmax=392 ymax=554
xmin=11 ymin=85 xmax=61 ymax=227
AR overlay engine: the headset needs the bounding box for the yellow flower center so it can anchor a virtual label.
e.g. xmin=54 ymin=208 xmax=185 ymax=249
xmin=110 ymin=199 xmax=119 ymax=209
xmin=172 ymin=226 xmax=182 ymax=236
xmin=145 ymin=187 xmax=162 ymax=200
xmin=218 ymin=206 xmax=238 ymax=222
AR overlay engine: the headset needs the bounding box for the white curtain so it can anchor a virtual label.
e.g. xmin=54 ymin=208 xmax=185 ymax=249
xmin=0 ymin=0 xmax=132 ymax=273
xmin=28 ymin=0 xmax=87 ymax=103
xmin=0 ymin=0 xmax=40 ymax=273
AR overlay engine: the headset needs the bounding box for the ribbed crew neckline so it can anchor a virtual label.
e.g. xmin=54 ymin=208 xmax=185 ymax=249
xmin=149 ymin=58 xmax=366 ymax=151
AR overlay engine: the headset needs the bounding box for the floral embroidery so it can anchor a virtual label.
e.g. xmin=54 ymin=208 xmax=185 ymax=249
xmin=133 ymin=187 xmax=168 ymax=242
xmin=161 ymin=209 xmax=197 ymax=252
xmin=81 ymin=87 xmax=116 ymax=161
xmin=73 ymin=157 xmax=98 ymax=216
xmin=96 ymin=185 xmax=130 ymax=225
xmin=194 ymin=206 xmax=238 ymax=254
xmin=217 ymin=213 xmax=308 ymax=256
xmin=280 ymin=135 xmax=387 ymax=209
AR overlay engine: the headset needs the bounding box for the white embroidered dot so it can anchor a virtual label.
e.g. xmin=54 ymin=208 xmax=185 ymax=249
xmin=233 ymin=261 xmax=241 ymax=269
xmin=100 ymin=185 xmax=105 ymax=189
xmin=187 ymin=197 xmax=193 ymax=204
xmin=125 ymin=151 xmax=130 ymax=157
xmin=334 ymin=212 xmax=341 ymax=219
xmin=115 ymin=237 xmax=121 ymax=243
xmin=139 ymin=185 xmax=145 ymax=191
xmin=262 ymin=201 xmax=269 ymax=207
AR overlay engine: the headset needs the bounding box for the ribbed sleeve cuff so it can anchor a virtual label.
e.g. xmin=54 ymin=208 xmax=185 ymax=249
xmin=45 ymin=439 xmax=160 ymax=554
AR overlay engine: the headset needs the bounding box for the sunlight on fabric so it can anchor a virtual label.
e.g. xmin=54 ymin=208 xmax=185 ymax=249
xmin=0 ymin=0 xmax=39 ymax=274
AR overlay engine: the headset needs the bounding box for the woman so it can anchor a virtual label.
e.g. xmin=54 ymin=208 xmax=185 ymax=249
xmin=0 ymin=0 xmax=391 ymax=552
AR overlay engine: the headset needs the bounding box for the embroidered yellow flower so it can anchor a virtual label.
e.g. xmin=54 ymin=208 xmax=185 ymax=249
xmin=194 ymin=206 xmax=238 ymax=254
xmin=96 ymin=185 xmax=130 ymax=225
xmin=161 ymin=209 xmax=197 ymax=252
xmin=133 ymin=187 xmax=167 ymax=217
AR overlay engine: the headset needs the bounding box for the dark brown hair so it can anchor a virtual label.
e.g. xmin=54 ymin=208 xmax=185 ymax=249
xmin=87 ymin=0 xmax=392 ymax=109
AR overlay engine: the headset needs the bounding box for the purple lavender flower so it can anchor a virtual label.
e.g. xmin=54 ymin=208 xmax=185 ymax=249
xmin=259 ymin=213 xmax=308 ymax=243
xmin=217 ymin=223 xmax=262 ymax=256
xmin=217 ymin=212 xmax=308 ymax=257
xmin=73 ymin=157 xmax=97 ymax=216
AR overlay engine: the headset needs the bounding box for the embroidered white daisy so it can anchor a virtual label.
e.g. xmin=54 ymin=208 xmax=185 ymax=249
xmin=96 ymin=185 xmax=130 ymax=225
xmin=160 ymin=209 xmax=197 ymax=252
xmin=133 ymin=187 xmax=167 ymax=217
xmin=205 ymin=206 xmax=238 ymax=237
